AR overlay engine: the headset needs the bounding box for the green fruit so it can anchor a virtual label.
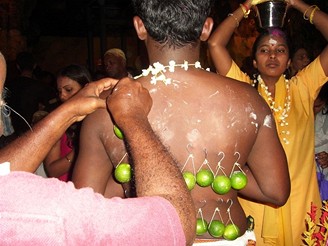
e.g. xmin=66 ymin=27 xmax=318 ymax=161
xmin=196 ymin=218 xmax=208 ymax=236
xmin=114 ymin=163 xmax=131 ymax=183
xmin=113 ymin=125 xmax=124 ymax=139
xmin=223 ymin=224 xmax=240 ymax=240
xmin=208 ymin=220 xmax=225 ymax=238
xmin=196 ymin=169 xmax=214 ymax=187
xmin=230 ymin=171 xmax=248 ymax=190
xmin=212 ymin=175 xmax=231 ymax=195
xmin=183 ymin=171 xmax=196 ymax=190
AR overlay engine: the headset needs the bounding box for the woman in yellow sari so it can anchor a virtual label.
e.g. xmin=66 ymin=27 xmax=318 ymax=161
xmin=208 ymin=0 xmax=328 ymax=245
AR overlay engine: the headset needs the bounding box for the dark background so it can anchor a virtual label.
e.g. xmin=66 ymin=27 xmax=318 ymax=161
xmin=1 ymin=0 xmax=327 ymax=75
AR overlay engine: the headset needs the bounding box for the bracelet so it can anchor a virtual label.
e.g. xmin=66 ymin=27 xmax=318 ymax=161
xmin=240 ymin=4 xmax=250 ymax=18
xmin=65 ymin=155 xmax=71 ymax=163
xmin=303 ymin=5 xmax=317 ymax=21
xmin=228 ymin=13 xmax=239 ymax=28
xmin=309 ymin=6 xmax=320 ymax=24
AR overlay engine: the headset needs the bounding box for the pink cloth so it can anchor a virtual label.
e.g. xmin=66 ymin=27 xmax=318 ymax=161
xmin=59 ymin=133 xmax=72 ymax=181
xmin=0 ymin=171 xmax=185 ymax=245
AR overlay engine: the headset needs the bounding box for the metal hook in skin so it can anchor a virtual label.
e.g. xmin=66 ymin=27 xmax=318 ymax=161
xmin=199 ymin=199 xmax=207 ymax=208
xmin=227 ymin=199 xmax=233 ymax=213
xmin=186 ymin=143 xmax=193 ymax=155
xmin=204 ymin=148 xmax=208 ymax=159
xmin=234 ymin=152 xmax=241 ymax=163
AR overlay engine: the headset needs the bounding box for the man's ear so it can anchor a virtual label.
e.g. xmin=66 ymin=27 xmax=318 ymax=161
xmin=200 ymin=17 xmax=214 ymax=41
xmin=133 ymin=16 xmax=147 ymax=40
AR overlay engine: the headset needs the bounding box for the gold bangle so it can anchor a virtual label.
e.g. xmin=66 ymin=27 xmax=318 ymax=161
xmin=310 ymin=6 xmax=320 ymax=24
xmin=303 ymin=5 xmax=317 ymax=21
xmin=65 ymin=156 xmax=71 ymax=163
xmin=228 ymin=13 xmax=239 ymax=28
xmin=240 ymin=4 xmax=250 ymax=18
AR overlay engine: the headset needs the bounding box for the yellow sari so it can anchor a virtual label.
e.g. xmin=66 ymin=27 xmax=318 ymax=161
xmin=226 ymin=58 xmax=326 ymax=245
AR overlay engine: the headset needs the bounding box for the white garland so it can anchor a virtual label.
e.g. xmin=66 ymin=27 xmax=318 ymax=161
xmin=256 ymin=75 xmax=291 ymax=144
xmin=135 ymin=60 xmax=208 ymax=85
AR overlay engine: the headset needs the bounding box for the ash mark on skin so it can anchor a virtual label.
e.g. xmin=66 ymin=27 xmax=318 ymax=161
xmin=209 ymin=90 xmax=219 ymax=99
xmin=263 ymin=114 xmax=273 ymax=128
xmin=250 ymin=112 xmax=258 ymax=132
xmin=161 ymin=127 xmax=174 ymax=142
xmin=269 ymin=37 xmax=277 ymax=45
xmin=187 ymin=128 xmax=201 ymax=143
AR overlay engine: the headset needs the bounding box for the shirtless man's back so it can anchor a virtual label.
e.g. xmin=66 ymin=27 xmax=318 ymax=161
xmin=73 ymin=0 xmax=290 ymax=241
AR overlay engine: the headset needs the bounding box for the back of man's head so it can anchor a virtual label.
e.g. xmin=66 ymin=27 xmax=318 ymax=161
xmin=132 ymin=0 xmax=213 ymax=47
xmin=16 ymin=52 xmax=36 ymax=72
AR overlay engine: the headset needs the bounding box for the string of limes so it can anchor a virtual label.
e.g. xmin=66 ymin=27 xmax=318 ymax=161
xmin=113 ymin=125 xmax=132 ymax=183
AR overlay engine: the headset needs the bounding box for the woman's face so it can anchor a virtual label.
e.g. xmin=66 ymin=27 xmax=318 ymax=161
xmin=291 ymin=48 xmax=311 ymax=73
xmin=253 ymin=34 xmax=291 ymax=79
xmin=57 ymin=76 xmax=83 ymax=102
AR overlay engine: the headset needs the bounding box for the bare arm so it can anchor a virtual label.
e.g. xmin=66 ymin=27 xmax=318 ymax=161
xmin=107 ymin=78 xmax=196 ymax=245
xmin=1 ymin=78 xmax=116 ymax=172
xmin=240 ymin=113 xmax=290 ymax=206
xmin=287 ymin=0 xmax=328 ymax=75
xmin=208 ymin=0 xmax=252 ymax=75
xmin=43 ymin=139 xmax=73 ymax=178
xmin=72 ymin=110 xmax=115 ymax=196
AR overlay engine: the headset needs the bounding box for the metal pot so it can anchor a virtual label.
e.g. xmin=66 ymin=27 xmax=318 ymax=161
xmin=254 ymin=0 xmax=288 ymax=29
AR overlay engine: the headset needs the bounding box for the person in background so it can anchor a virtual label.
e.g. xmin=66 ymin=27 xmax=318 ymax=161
xmin=6 ymin=51 xmax=56 ymax=137
xmin=0 ymin=51 xmax=196 ymax=245
xmin=286 ymin=44 xmax=312 ymax=78
xmin=73 ymin=0 xmax=290 ymax=244
xmin=314 ymin=82 xmax=328 ymax=201
xmin=208 ymin=0 xmax=328 ymax=244
xmin=43 ymin=64 xmax=92 ymax=181
xmin=103 ymin=48 xmax=132 ymax=79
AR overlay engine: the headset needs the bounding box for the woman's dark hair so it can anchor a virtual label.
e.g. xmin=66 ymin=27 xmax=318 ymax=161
xmin=57 ymin=64 xmax=92 ymax=87
xmin=57 ymin=64 xmax=92 ymax=160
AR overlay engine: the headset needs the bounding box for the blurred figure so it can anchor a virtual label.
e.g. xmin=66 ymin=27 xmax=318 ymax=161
xmin=6 ymin=52 xmax=56 ymax=137
xmin=43 ymin=64 xmax=92 ymax=181
xmin=103 ymin=48 xmax=131 ymax=79
xmin=314 ymin=82 xmax=328 ymax=201
xmin=287 ymin=45 xmax=312 ymax=78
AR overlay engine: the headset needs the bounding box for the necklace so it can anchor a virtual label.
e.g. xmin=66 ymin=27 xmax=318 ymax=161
xmin=134 ymin=60 xmax=209 ymax=85
xmin=256 ymin=75 xmax=291 ymax=144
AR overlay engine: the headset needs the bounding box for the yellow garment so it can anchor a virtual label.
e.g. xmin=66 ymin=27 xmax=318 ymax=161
xmin=227 ymin=58 xmax=326 ymax=245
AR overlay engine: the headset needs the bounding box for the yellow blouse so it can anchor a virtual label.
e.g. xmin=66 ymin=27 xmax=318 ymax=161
xmin=226 ymin=57 xmax=327 ymax=245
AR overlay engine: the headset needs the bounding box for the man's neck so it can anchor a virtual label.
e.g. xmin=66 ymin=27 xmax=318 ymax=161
xmin=147 ymin=42 xmax=201 ymax=65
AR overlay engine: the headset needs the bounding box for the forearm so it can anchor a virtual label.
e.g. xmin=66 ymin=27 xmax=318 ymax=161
xmin=292 ymin=1 xmax=328 ymax=40
xmin=208 ymin=6 xmax=244 ymax=48
xmin=0 ymin=104 xmax=76 ymax=172
xmin=208 ymin=3 xmax=248 ymax=75
xmin=121 ymin=118 xmax=196 ymax=245
xmin=44 ymin=153 xmax=73 ymax=178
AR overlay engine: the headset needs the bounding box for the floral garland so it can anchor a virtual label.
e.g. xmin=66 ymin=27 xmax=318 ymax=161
xmin=256 ymin=75 xmax=291 ymax=144
xmin=134 ymin=60 xmax=209 ymax=85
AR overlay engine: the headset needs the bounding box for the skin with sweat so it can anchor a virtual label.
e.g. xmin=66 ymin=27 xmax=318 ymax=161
xmin=72 ymin=4 xmax=289 ymax=240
